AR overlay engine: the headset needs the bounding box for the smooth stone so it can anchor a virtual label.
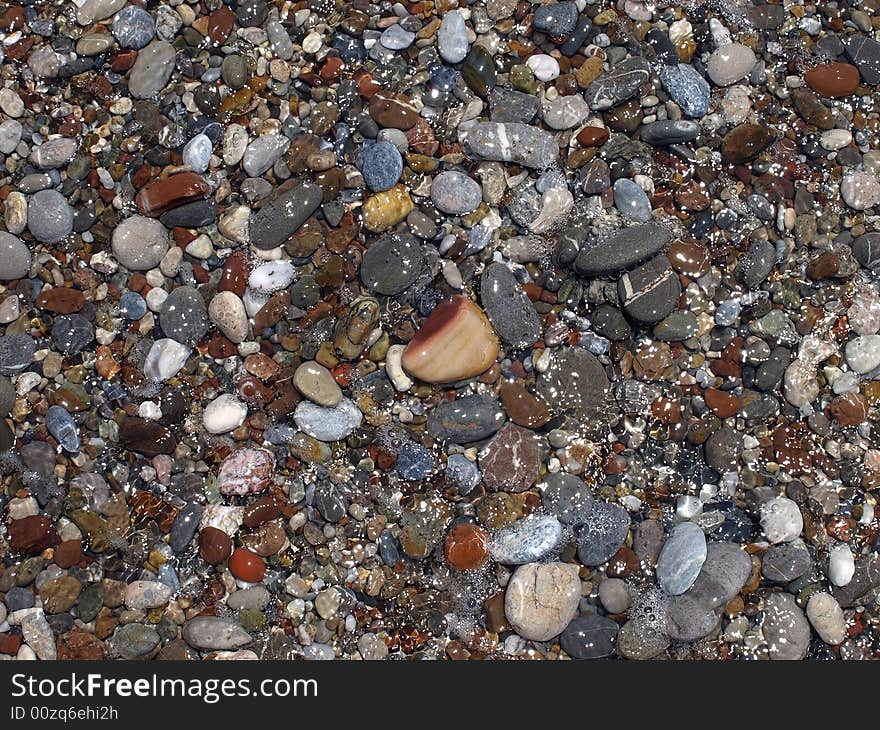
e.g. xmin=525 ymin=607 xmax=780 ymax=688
xmin=537 ymin=347 xmax=612 ymax=426
xmin=806 ymin=593 xmax=846 ymax=646
xmin=658 ymin=64 xmax=710 ymax=117
xmin=721 ymin=124 xmax=776 ymax=164
xmin=208 ymin=291 xmax=248 ymax=343
xmin=0 ymin=120 xmax=22 ymax=154
xmin=360 ymin=234 xmax=424 ymax=295
xmin=828 ymin=543 xmax=855 ymax=587
xmin=112 ymin=216 xmax=170 ymax=271
xmin=640 ymin=120 xmax=701 ymax=145
xmin=760 ymin=496 xmax=803 ymax=544
xmin=805 ymin=62 xmax=860 ymax=98
xmin=427 ymin=394 xmax=505 ymax=443
xmin=182 ymin=616 xmax=252 ymax=651
xmin=504 ymin=562 xmax=581 ymax=641
xmin=706 ymin=43 xmax=756 ymax=86
xmin=293 ymin=361 xmax=342 ymax=407
xmin=358 ymin=141 xmax=403 ymax=192
xmin=50 ymin=315 xmax=93 ymax=355
xmin=28 ymin=190 xmax=72 ymax=243
xmin=379 ymin=24 xmax=414 ymax=50
xmin=617 ymin=617 xmax=670 ymax=660
xmin=159 ymin=286 xmax=208 ymax=346
xmin=112 ymin=623 xmax=159 ymax=659
xmin=480 ymin=262 xmax=541 ymax=348
xmin=845 ymin=334 xmax=880 ymax=373
xmin=402 ymin=295 xmax=499 ymax=383
xmin=851 ymin=232 xmax=880 ymax=270
xmin=249 ymin=181 xmax=322 ymax=250
xmin=560 ymin=614 xmax=619 ymax=659
xmin=656 ymin=522 xmax=707 ymax=596
xmin=763 ymin=593 xmax=810 ymax=660
xmin=613 ymin=178 xmax=652 ymax=222
xmin=542 ymin=95 xmax=590 ymax=130
xmin=617 ymin=255 xmax=680 ymax=324
xmin=526 ymin=54 xmax=560 ymax=82
xmin=227 ymin=586 xmax=271 ymax=612
xmin=761 ymin=542 xmax=812 ymax=582
xmin=479 ymin=422 xmax=541 ymax=493
xmin=203 ymin=394 xmax=247 ymax=434
xmin=532 ymin=1 xmax=578 ymax=36
xmin=0 ymin=232 xmax=30 ymax=279
xmin=445 ymin=454 xmax=481 ymax=494
xmin=488 ymin=515 xmax=565 ymax=564
xmin=574 ymin=222 xmax=671 ymax=276
xmin=182 ymin=133 xmax=211 ymax=173
xmin=112 ymin=5 xmax=156 ymax=49
xmin=488 ymin=88 xmax=540 ymax=123
xmin=216 ymin=448 xmax=274 ymax=496
xmin=431 ymin=171 xmax=482 ymax=215
xmin=169 ymin=502 xmax=203 ymax=553
xmin=664 ymin=593 xmax=721 ymax=642
xmin=45 ymin=406 xmax=79 ymax=452
xmin=293 ymin=398 xmax=362 ymax=442
xmin=737 ymin=237 xmax=776 ymax=288
xmin=128 ymin=41 xmax=176 ymax=98
xmin=541 ymin=473 xmax=594 ymax=525
xmin=461 ymin=44 xmax=496 ymax=96
xmin=124 ymin=580 xmax=173 ymax=610
xmin=584 ymin=56 xmax=651 ymax=110
xmin=438 ymin=10 xmax=468 ymax=64
xmin=844 ymin=35 xmax=880 ymax=86
xmin=599 ymin=578 xmax=631 ymax=614
xmin=682 ymin=542 xmax=752 ymax=610
xmin=29 ymin=138 xmax=77 ymax=169
xmin=458 ymin=121 xmax=559 ymax=169
xmin=248 ymin=260 xmax=296 ymax=294
xmin=653 ymin=310 xmax=698 ymax=341
xmin=143 ymin=338 xmax=190 ymax=381
xmin=576 ymin=502 xmax=630 ymax=566
xmin=841 ymin=171 xmax=880 ymax=211
xmin=242 ymin=134 xmax=290 ymax=177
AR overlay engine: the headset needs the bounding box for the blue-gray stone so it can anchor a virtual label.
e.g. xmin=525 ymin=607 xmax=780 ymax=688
xmin=844 ymin=35 xmax=880 ymax=86
xmin=659 ymin=64 xmax=710 ymax=118
xmin=613 ymin=178 xmax=652 ymax=222
xmin=360 ymin=234 xmax=425 ymax=295
xmin=169 ymin=501 xmax=203 ymax=553
xmin=541 ymin=473 xmax=594 ymax=525
xmin=576 ymin=502 xmax=630 ymax=566
xmin=438 ymin=10 xmax=468 ymax=64
xmin=0 ymin=232 xmax=30 ymax=280
xmin=51 ymin=314 xmax=93 ymax=355
xmin=395 ymin=440 xmax=435 ymax=480
xmin=358 ymin=140 xmax=403 ymax=192
xmin=379 ymin=24 xmax=415 ymax=50
xmin=532 ymin=1 xmax=578 ymax=36
xmin=489 ymin=88 xmax=540 ymax=123
xmin=249 ymin=181 xmax=322 ymax=250
xmin=181 ymin=616 xmax=252 ymax=651
xmin=640 ymin=120 xmax=701 ymax=145
xmin=113 ymin=623 xmax=160 ymax=659
xmin=159 ymin=286 xmax=208 ymax=346
xmin=28 ymin=189 xmax=73 ymax=243
xmin=120 ymin=290 xmax=147 ymax=319
xmin=46 ymin=405 xmax=79 ymax=452
xmin=427 ymin=394 xmax=505 ymax=443
xmin=445 ymin=454 xmax=481 ymax=494
xmin=5 ymin=586 xmax=35 ymax=611
xmin=656 ymin=521 xmax=707 ymax=595
xmin=0 ymin=333 xmax=35 ymax=374
xmin=113 ymin=6 xmax=156 ymax=49
xmin=458 ymin=121 xmax=558 ymax=169
xmin=560 ymin=614 xmax=619 ymax=659
xmin=574 ymin=222 xmax=671 ymax=276
xmin=714 ymin=299 xmax=740 ymax=326
xmin=293 ymin=398 xmax=363 ymax=442
xmin=585 ymin=57 xmax=651 ymax=110
xmin=481 ymin=262 xmax=541 ymax=348
xmin=489 ymin=514 xmax=565 ymax=564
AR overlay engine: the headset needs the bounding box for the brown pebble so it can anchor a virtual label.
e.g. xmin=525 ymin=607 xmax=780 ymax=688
xmin=198 ymin=527 xmax=233 ymax=565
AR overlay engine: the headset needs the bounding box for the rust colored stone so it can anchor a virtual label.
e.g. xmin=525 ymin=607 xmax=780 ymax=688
xmin=804 ymin=62 xmax=860 ymax=98
xmin=444 ymin=523 xmax=489 ymax=570
xmin=135 ymin=173 xmax=210 ymax=217
xmin=9 ymin=515 xmax=59 ymax=554
xmin=35 ymin=287 xmax=85 ymax=314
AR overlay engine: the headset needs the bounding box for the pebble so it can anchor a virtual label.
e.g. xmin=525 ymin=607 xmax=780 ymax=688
xmin=28 ymin=190 xmax=72 ymax=243
xmin=488 ymin=515 xmax=565 ymax=564
xmin=242 ymin=135 xmax=290 ymax=178
xmin=203 ymin=394 xmax=247 ymax=434
xmin=656 ymin=522 xmax=708 ymax=596
xmin=613 ymin=178 xmax=652 ymax=222
xmin=585 ymin=57 xmax=651 ymax=110
xmin=249 ymin=181 xmax=323 ymax=250
xmin=112 ymin=216 xmax=169 ymax=271
xmin=840 ymin=171 xmax=880 ymax=211
xmin=358 ymin=141 xmax=403 ymax=192
xmin=293 ymin=361 xmax=342 ymax=407
xmin=806 ymin=593 xmax=846 ymax=646
xmin=760 ymin=496 xmax=804 ymax=544
xmin=504 ymin=562 xmax=581 ymax=641
xmin=293 ymin=398 xmax=363 ymax=442
xmin=762 ymin=593 xmax=810 ymax=660
xmin=182 ymin=617 xmax=252 ymax=651
xmin=706 ymin=43 xmax=756 ymax=86
xmin=560 ymin=614 xmax=619 ymax=659
xmin=480 ymin=262 xmax=541 ymax=348
xmin=542 ymin=95 xmax=590 ymax=130
xmin=658 ymin=64 xmax=711 ymax=117
xmin=574 ymin=222 xmax=671 ymax=276
xmin=576 ymin=502 xmax=631 ymax=566
xmin=431 ymin=171 xmax=483 ymax=215
xmin=0 ymin=232 xmax=30 ymax=280
xmin=845 ymin=335 xmax=880 ymax=374
xmin=360 ymin=234 xmax=425 ymax=295
xmin=459 ymin=121 xmax=559 ymax=169
xmin=438 ymin=11 xmax=468 ymax=64
xmin=159 ymin=286 xmax=208 ymax=346
xmin=128 ymin=41 xmax=175 ymax=98
xmin=143 ymin=339 xmax=190 ymax=381
xmin=427 ymin=394 xmax=505 ymax=443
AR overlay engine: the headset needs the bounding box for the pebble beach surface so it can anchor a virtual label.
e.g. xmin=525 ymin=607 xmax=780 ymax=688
xmin=0 ymin=0 xmax=879 ymax=662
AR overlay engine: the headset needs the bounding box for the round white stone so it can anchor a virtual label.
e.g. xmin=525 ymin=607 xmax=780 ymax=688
xmin=203 ymin=394 xmax=247 ymax=434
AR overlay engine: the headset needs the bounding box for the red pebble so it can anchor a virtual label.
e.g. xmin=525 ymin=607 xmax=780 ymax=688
xmin=228 ymin=548 xmax=265 ymax=582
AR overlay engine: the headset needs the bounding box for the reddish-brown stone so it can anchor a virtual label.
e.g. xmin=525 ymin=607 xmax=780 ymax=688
xmin=368 ymin=92 xmax=419 ymax=130
xmin=576 ymin=126 xmax=610 ymax=147
xmin=118 ymin=417 xmax=178 ymax=456
xmin=499 ymin=381 xmax=550 ymax=429
xmin=705 ymin=388 xmax=741 ymax=418
xmin=830 ymin=392 xmax=868 ymax=426
xmin=56 ymin=629 xmax=107 ymax=660
xmin=54 ymin=539 xmax=84 ymax=568
xmin=668 ymin=239 xmax=710 ymax=277
xmin=218 ymin=249 xmax=249 ymax=296
xmin=0 ymin=633 xmax=21 ymax=655
xmin=35 ymin=287 xmax=85 ymax=314
xmin=721 ymin=124 xmax=776 ymax=165
xmin=198 ymin=527 xmax=232 ymax=565
xmin=805 ymin=62 xmax=860 ymax=98
xmin=444 ymin=523 xmax=489 ymax=570
xmin=228 ymin=548 xmax=265 ymax=582
xmin=243 ymin=495 xmax=282 ymax=528
xmin=9 ymin=515 xmax=59 ymax=554
xmin=480 ymin=422 xmax=542 ymax=493
xmin=135 ymin=173 xmax=210 ymax=217
xmin=207 ymin=5 xmax=235 ymax=43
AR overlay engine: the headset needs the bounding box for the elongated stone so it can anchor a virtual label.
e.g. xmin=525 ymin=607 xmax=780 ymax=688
xmin=128 ymin=41 xmax=176 ymax=98
xmin=249 ymin=181 xmax=322 ymax=250
xmin=402 ymin=295 xmax=499 ymax=383
xmin=458 ymin=121 xmax=559 ymax=169
xmin=489 ymin=514 xmax=565 ymax=564
xmin=427 ymin=394 xmax=505 ymax=443
xmin=135 ymin=173 xmax=210 ymax=216
xmin=656 ymin=522 xmax=707 ymax=595
xmin=574 ymin=222 xmax=671 ymax=276
xmin=584 ymin=56 xmax=651 ymax=110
